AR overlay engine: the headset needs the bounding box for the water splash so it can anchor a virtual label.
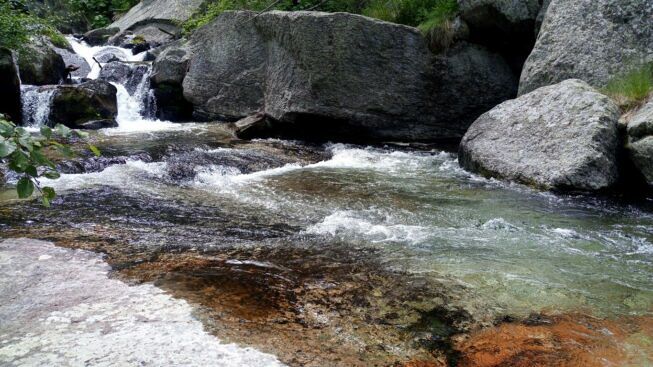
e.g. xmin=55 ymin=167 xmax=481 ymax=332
xmin=20 ymin=85 xmax=55 ymax=127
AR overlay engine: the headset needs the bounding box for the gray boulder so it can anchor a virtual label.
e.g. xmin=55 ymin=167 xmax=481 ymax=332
xmin=83 ymin=27 xmax=120 ymax=46
xmin=108 ymin=0 xmax=204 ymax=46
xmin=151 ymin=41 xmax=193 ymax=120
xmin=17 ymin=37 xmax=65 ymax=85
xmin=49 ymin=80 xmax=118 ymax=129
xmin=53 ymin=46 xmax=91 ymax=79
xmin=519 ymin=0 xmax=653 ymax=95
xmin=459 ymin=79 xmax=621 ymax=191
xmin=182 ymin=11 xmax=516 ymax=141
xmin=626 ymin=97 xmax=653 ymax=185
xmin=99 ymin=61 xmax=151 ymax=95
xmin=0 ymin=48 xmax=22 ymax=124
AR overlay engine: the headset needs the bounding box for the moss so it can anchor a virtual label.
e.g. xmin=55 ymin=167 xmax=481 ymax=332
xmin=602 ymin=63 xmax=653 ymax=111
xmin=131 ymin=35 xmax=146 ymax=45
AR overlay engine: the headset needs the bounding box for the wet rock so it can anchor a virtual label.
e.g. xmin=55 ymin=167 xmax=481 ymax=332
xmin=519 ymin=0 xmax=653 ymax=95
xmin=0 ymin=48 xmax=22 ymax=124
xmin=234 ymin=113 xmax=273 ymax=140
xmin=17 ymin=37 xmax=65 ymax=85
xmin=459 ymin=79 xmax=621 ymax=191
xmin=83 ymin=27 xmax=120 ymax=46
xmin=52 ymin=46 xmax=91 ymax=79
xmin=454 ymin=314 xmax=652 ymax=367
xmin=458 ymin=0 xmax=543 ymax=73
xmin=57 ymin=153 xmax=152 ymax=174
xmin=182 ymin=11 xmax=516 ymax=142
xmin=93 ymin=47 xmax=130 ymax=63
xmin=99 ymin=61 xmax=151 ymax=95
xmin=151 ymin=41 xmax=193 ymax=121
xmin=626 ymin=97 xmax=653 ymax=186
xmin=49 ymin=80 xmax=118 ymax=129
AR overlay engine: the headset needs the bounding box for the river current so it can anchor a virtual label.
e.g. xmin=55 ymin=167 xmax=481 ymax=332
xmin=1 ymin=38 xmax=652 ymax=366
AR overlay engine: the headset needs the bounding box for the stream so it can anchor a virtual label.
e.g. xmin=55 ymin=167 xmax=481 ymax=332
xmin=1 ymin=39 xmax=652 ymax=366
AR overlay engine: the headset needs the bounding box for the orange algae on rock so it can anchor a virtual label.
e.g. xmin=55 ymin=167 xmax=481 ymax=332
xmin=454 ymin=314 xmax=653 ymax=367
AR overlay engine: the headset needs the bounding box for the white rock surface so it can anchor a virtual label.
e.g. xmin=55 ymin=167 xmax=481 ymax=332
xmin=0 ymin=238 xmax=284 ymax=367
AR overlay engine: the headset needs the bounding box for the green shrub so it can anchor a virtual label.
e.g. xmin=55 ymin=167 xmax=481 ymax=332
xmin=0 ymin=0 xmax=69 ymax=51
xmin=603 ymin=64 xmax=653 ymax=111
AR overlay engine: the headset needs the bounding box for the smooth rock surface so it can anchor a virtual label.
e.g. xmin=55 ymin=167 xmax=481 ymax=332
xmin=519 ymin=0 xmax=653 ymax=94
xmin=182 ymin=11 xmax=515 ymax=141
xmin=0 ymin=238 xmax=285 ymax=366
xmin=49 ymin=80 xmax=118 ymax=129
xmin=459 ymin=79 xmax=621 ymax=191
xmin=627 ymin=97 xmax=653 ymax=185
xmin=17 ymin=38 xmax=65 ymax=85
xmin=0 ymin=48 xmax=22 ymax=124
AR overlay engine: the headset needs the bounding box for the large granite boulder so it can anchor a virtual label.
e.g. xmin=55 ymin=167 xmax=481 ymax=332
xmin=0 ymin=48 xmax=22 ymax=124
xmin=519 ymin=0 xmax=653 ymax=95
xmin=151 ymin=41 xmax=193 ymax=120
xmin=17 ymin=37 xmax=65 ymax=85
xmin=49 ymin=80 xmax=118 ymax=129
xmin=459 ymin=79 xmax=621 ymax=191
xmin=181 ymin=11 xmax=516 ymax=141
xmin=626 ymin=97 xmax=653 ymax=185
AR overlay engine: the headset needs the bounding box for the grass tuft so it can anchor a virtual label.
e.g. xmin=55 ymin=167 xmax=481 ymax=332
xmin=603 ymin=64 xmax=653 ymax=111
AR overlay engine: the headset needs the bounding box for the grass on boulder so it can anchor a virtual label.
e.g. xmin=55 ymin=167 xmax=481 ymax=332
xmin=603 ymin=63 xmax=653 ymax=111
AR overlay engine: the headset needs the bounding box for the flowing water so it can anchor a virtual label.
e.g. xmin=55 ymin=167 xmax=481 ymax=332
xmin=2 ymin=40 xmax=653 ymax=366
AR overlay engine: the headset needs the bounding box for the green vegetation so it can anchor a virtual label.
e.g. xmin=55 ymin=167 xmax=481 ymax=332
xmin=0 ymin=0 xmax=69 ymax=51
xmin=603 ymin=64 xmax=653 ymax=111
xmin=0 ymin=117 xmax=100 ymax=206
xmin=66 ymin=0 xmax=140 ymax=28
xmin=182 ymin=0 xmax=459 ymax=44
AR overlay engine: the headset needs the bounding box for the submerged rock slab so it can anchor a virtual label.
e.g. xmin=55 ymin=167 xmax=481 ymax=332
xmin=519 ymin=0 xmax=653 ymax=94
xmin=0 ymin=238 xmax=285 ymax=366
xmin=459 ymin=79 xmax=620 ymax=191
xmin=181 ymin=11 xmax=516 ymax=142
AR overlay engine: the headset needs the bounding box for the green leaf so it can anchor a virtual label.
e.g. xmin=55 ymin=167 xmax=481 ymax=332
xmin=32 ymin=150 xmax=56 ymax=169
xmin=74 ymin=130 xmax=89 ymax=139
xmin=0 ymin=139 xmax=17 ymax=157
xmin=25 ymin=165 xmax=38 ymax=177
xmin=8 ymin=150 xmax=30 ymax=172
xmin=88 ymin=143 xmax=101 ymax=157
xmin=16 ymin=177 xmax=34 ymax=199
xmin=56 ymin=145 xmax=75 ymax=158
xmin=43 ymin=170 xmax=60 ymax=179
xmin=54 ymin=124 xmax=72 ymax=138
xmin=40 ymin=126 xmax=52 ymax=139
xmin=0 ymin=120 xmax=15 ymax=136
xmin=17 ymin=135 xmax=33 ymax=152
xmin=41 ymin=186 xmax=56 ymax=207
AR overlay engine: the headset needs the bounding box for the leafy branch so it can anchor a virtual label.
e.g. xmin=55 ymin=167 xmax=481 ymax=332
xmin=0 ymin=118 xmax=100 ymax=206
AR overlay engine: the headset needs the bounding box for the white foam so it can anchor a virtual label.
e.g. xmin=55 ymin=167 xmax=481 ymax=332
xmin=0 ymin=238 xmax=285 ymax=366
xmin=304 ymin=210 xmax=431 ymax=244
xmin=67 ymin=37 xmax=145 ymax=80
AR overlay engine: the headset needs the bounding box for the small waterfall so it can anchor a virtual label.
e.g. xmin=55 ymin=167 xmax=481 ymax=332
xmin=63 ymin=36 xmax=166 ymax=131
xmin=21 ymin=85 xmax=55 ymax=126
